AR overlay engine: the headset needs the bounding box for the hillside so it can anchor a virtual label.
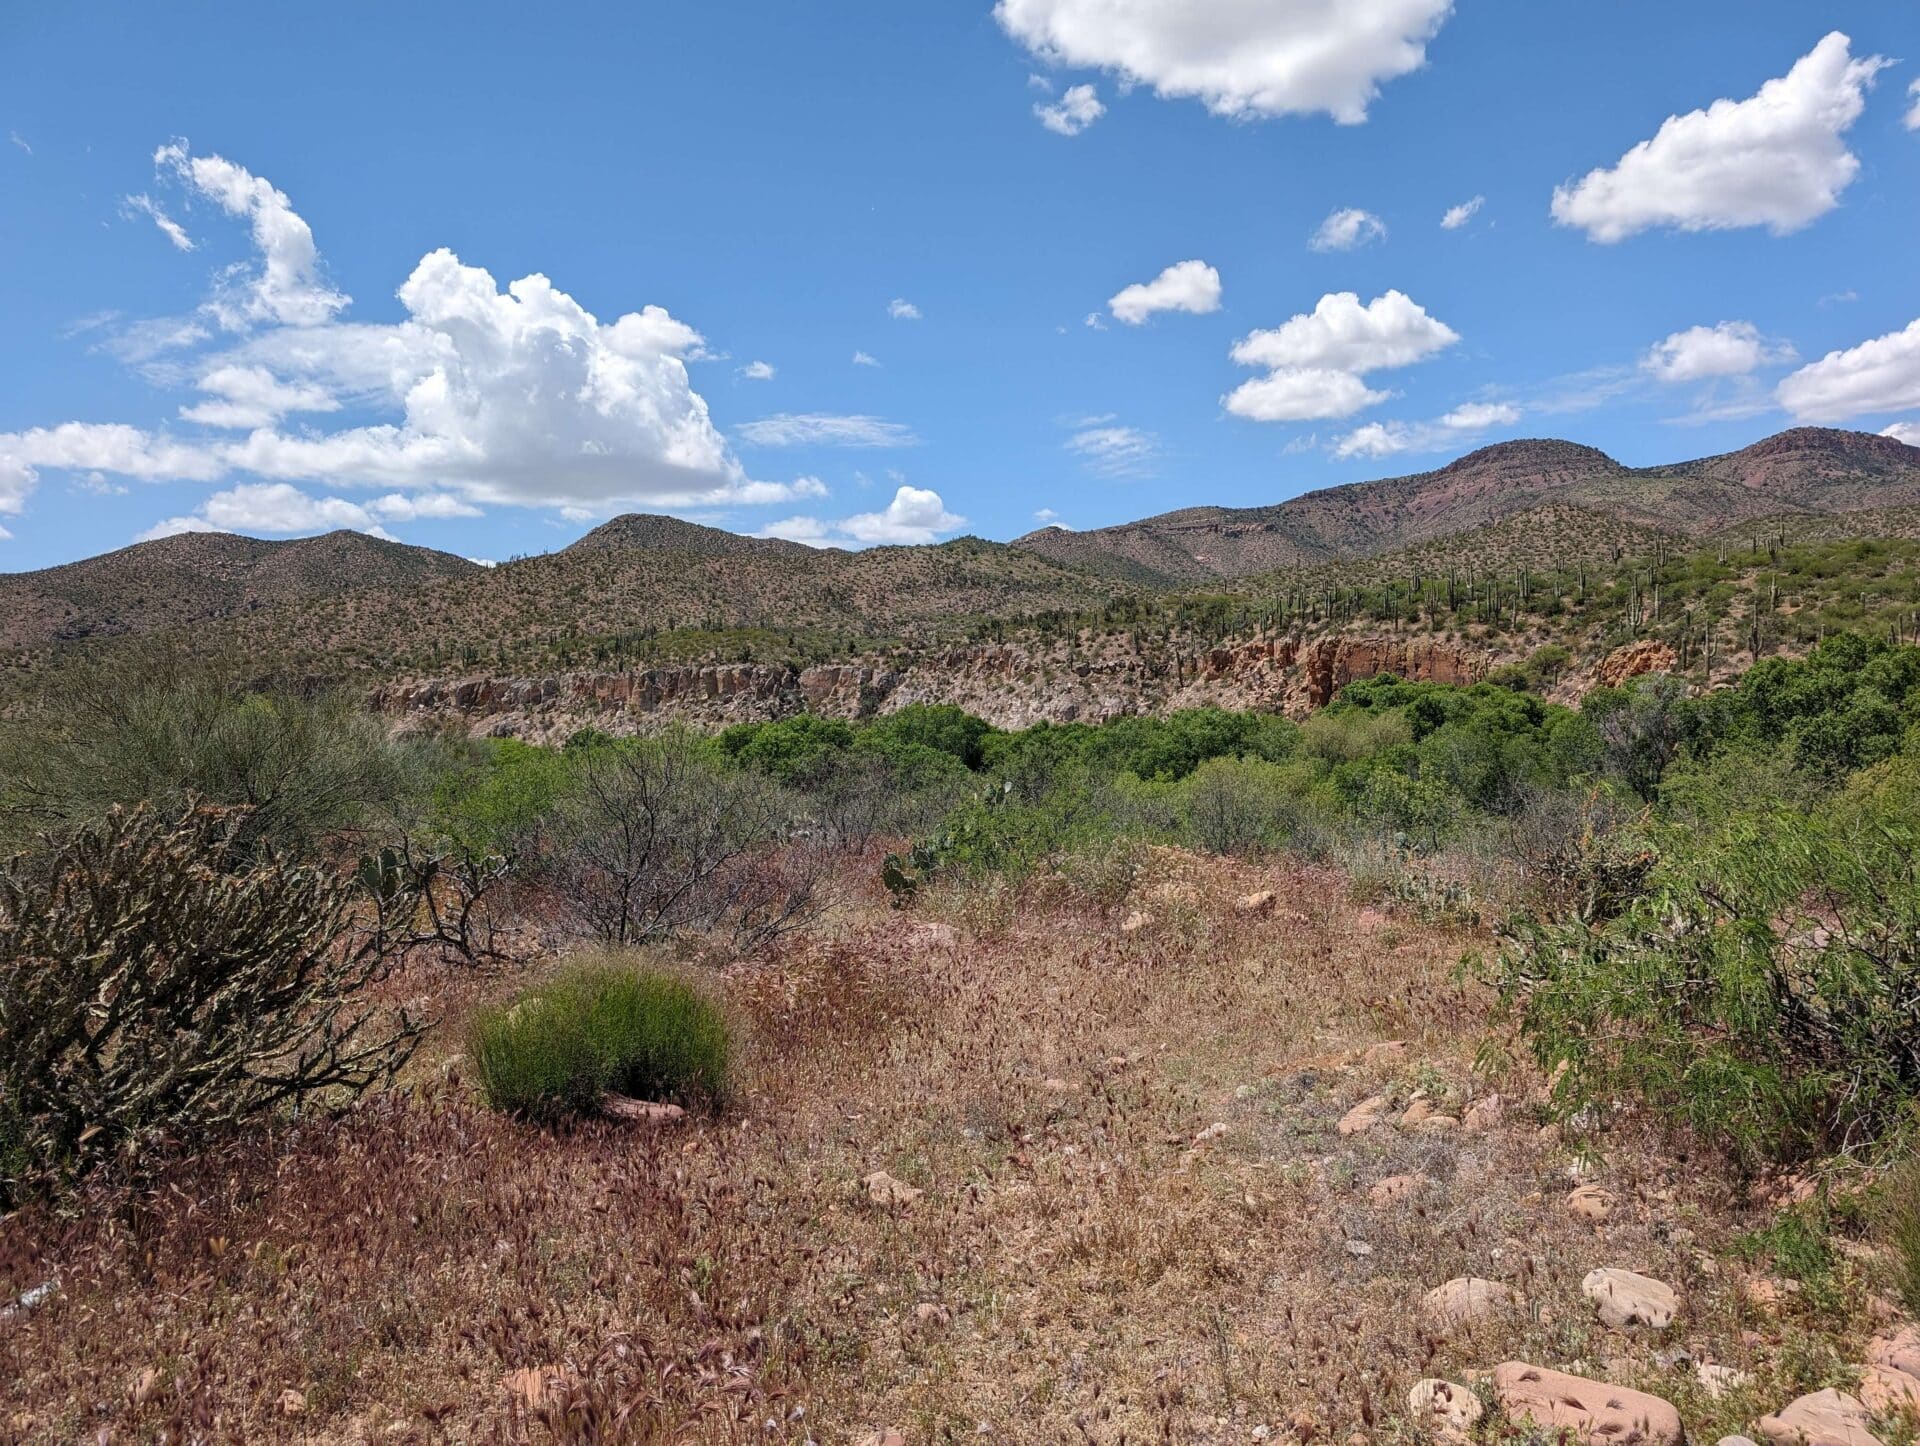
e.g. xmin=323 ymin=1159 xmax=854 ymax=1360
xmin=1015 ymin=428 xmax=1920 ymax=585
xmin=0 ymin=529 xmax=479 ymax=649
xmin=6 ymin=426 xmax=1919 ymax=687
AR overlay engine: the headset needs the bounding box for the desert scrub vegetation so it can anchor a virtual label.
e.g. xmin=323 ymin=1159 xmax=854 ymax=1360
xmin=469 ymin=954 xmax=730 ymax=1121
xmin=0 ymin=646 xmax=411 ymax=856
xmin=0 ymin=803 xmax=424 ymax=1207
xmin=1490 ymin=636 xmax=1920 ymax=1165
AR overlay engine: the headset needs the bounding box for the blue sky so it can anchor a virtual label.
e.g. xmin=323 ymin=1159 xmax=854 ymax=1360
xmin=2 ymin=1 xmax=1918 ymax=569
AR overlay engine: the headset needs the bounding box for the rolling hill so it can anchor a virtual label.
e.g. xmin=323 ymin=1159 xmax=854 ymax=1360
xmin=1013 ymin=428 xmax=1920 ymax=585
xmin=5 ymin=426 xmax=1917 ymax=683
xmin=0 ymin=529 xmax=481 ymax=650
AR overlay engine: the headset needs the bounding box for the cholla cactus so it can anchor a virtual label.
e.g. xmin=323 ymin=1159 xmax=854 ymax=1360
xmin=0 ymin=803 xmax=426 ymax=1203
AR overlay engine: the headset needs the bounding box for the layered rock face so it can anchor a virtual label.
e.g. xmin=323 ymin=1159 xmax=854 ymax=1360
xmin=370 ymin=633 xmax=1494 ymax=740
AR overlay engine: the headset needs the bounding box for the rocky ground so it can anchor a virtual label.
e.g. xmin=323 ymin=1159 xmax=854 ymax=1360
xmin=1 ymin=849 xmax=1913 ymax=1443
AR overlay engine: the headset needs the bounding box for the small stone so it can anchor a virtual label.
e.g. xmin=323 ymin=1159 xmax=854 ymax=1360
xmin=1696 ymin=1362 xmax=1751 ymax=1399
xmin=1361 ymin=1041 xmax=1408 ymax=1068
xmin=1743 ymin=1276 xmax=1801 ymax=1311
xmin=864 ymin=1170 xmax=924 ymax=1207
xmin=913 ymin=1302 xmax=951 ymax=1328
xmin=1565 ymin=1185 xmax=1617 ymax=1224
xmin=857 ymin=1433 xmax=908 ymax=1446
xmin=1399 ymin=1098 xmax=1436 ymax=1127
xmin=1537 ymin=1123 xmax=1563 ymax=1145
xmin=600 ymin=1093 xmax=687 ymax=1124
xmin=1345 ymin=1240 xmax=1374 ymax=1258
xmin=1367 ymin=1173 xmax=1430 ymax=1207
xmin=1407 ymin=1379 xmax=1483 ymax=1440
xmin=1422 ymin=1277 xmax=1521 ymax=1333
xmin=1582 ymin=1267 xmax=1679 ymax=1329
xmin=1463 ymin=1094 xmax=1505 ymax=1131
xmin=1040 ymin=1077 xmax=1074 ymax=1094
xmin=1756 ymin=1390 xmax=1883 ymax=1446
xmin=1338 ymin=1096 xmax=1390 ymax=1136
xmin=1235 ymin=890 xmax=1277 ymax=916
xmin=278 ymin=1390 xmax=306 ymax=1417
xmin=1193 ymin=1121 xmax=1230 ymax=1144
xmin=1120 ymin=910 xmax=1152 ymax=933
xmin=1718 ymin=1438 xmax=1762 ymax=1446
xmin=1493 ymin=1362 xmax=1681 ymax=1446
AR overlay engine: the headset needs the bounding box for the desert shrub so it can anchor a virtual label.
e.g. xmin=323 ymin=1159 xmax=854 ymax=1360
xmin=469 ymin=956 xmax=729 ymax=1121
xmin=556 ymin=731 xmax=806 ymax=945
xmin=1583 ymin=673 xmax=1695 ymax=798
xmin=1179 ymin=756 xmax=1319 ymax=856
xmin=0 ymin=804 xmax=424 ymax=1205
xmin=719 ymin=716 xmax=856 ymax=785
xmin=1490 ymin=792 xmax=1920 ymax=1165
xmin=861 ymin=704 xmax=995 ymax=770
xmin=0 ymin=653 xmax=406 ymax=856
xmin=1297 ymin=707 xmax=1412 ymax=765
xmin=430 ymin=737 xmax=572 ymax=862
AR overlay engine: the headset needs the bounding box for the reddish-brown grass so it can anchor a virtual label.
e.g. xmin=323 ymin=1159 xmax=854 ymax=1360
xmin=0 ymin=849 xmax=1900 ymax=1442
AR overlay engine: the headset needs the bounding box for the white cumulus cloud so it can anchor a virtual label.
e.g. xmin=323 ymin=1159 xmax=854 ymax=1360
xmin=1776 ymin=318 xmax=1920 ymax=422
xmin=178 ymin=364 xmax=341 ymax=428
xmin=888 ymin=298 xmax=922 ymax=320
xmin=1439 ymin=195 xmax=1483 ymax=230
xmin=1332 ymin=400 xmax=1520 ymax=458
xmin=1908 ymin=79 xmax=1920 ymax=131
xmin=1108 ymin=259 xmax=1222 ymax=325
xmin=1227 ymin=289 xmax=1458 ymax=424
xmin=1551 ymin=32 xmax=1889 ymax=243
xmin=738 ymin=360 xmax=776 ymax=381
xmin=1643 ymin=321 xmax=1795 ymax=383
xmin=1230 ymin=290 xmax=1458 ymax=373
xmin=1310 ymin=207 xmax=1387 ymax=252
xmin=1882 ymin=422 xmax=1920 ymax=446
xmin=1035 ymin=82 xmax=1107 ymax=135
xmin=758 ymin=484 xmax=965 ymax=548
xmin=0 ymin=143 xmax=829 ymax=532
xmin=156 ymin=141 xmax=348 ymax=327
xmin=996 ymin=0 xmax=1454 ymax=124
xmin=141 ymin=481 xmax=487 ymax=542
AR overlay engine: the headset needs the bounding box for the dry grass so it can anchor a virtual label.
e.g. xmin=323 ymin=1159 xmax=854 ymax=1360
xmin=0 ymin=849 xmax=1902 ymax=1442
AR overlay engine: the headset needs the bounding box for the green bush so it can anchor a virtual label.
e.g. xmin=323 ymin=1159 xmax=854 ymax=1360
xmin=0 ymin=650 xmax=407 ymax=857
xmin=469 ymin=956 xmax=731 ymax=1121
xmin=1489 ymin=788 xmax=1920 ymax=1166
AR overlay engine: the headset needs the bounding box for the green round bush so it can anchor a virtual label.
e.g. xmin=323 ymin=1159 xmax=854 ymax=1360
xmin=469 ymin=955 xmax=730 ymax=1121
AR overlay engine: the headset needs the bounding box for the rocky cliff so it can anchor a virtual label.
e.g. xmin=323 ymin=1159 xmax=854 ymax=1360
xmin=370 ymin=633 xmax=1495 ymax=740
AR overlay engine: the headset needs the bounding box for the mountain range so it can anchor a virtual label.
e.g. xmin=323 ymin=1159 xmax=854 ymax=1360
xmin=1011 ymin=427 xmax=1920 ymax=585
xmin=2 ymin=426 xmax=1916 ymax=669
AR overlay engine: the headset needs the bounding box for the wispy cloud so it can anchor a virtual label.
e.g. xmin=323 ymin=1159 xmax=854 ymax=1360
xmin=1067 ymin=423 xmax=1158 ymax=477
xmin=735 ymin=413 xmax=919 ymax=448
xmin=122 ymin=193 xmax=196 ymax=251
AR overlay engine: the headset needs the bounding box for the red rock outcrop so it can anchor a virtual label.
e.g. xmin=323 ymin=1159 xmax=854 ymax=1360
xmin=1302 ymin=637 xmax=1485 ymax=707
xmin=1593 ymin=640 xmax=1678 ymax=689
